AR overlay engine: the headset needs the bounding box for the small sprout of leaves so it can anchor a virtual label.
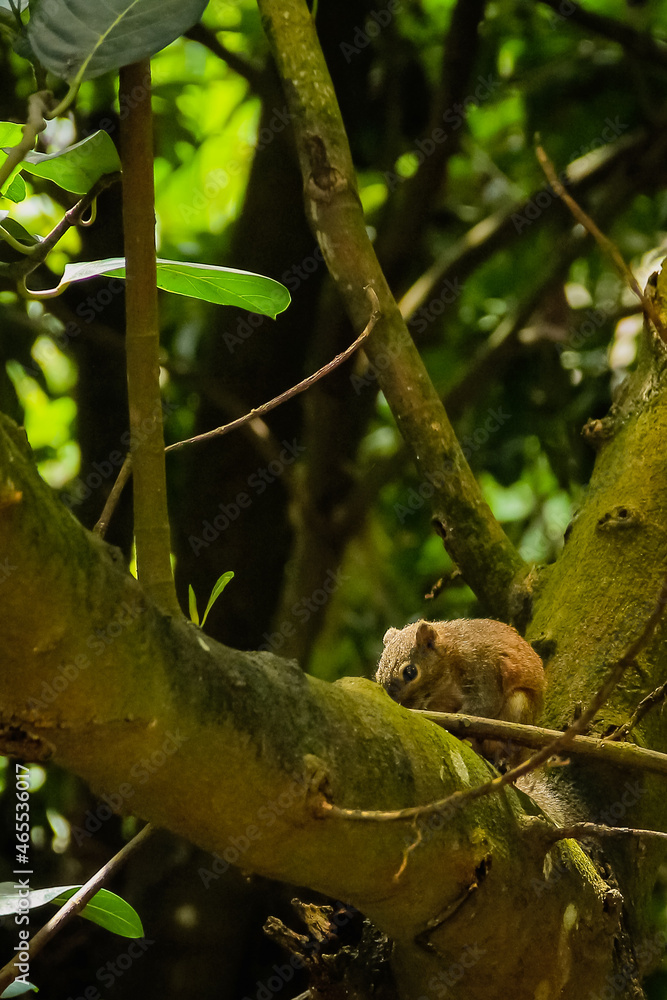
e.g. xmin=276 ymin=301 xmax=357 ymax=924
xmin=188 ymin=571 xmax=234 ymax=628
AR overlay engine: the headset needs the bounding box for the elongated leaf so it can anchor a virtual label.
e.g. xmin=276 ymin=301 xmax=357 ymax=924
xmin=51 ymin=887 xmax=144 ymax=938
xmin=20 ymin=131 xmax=121 ymax=195
xmin=55 ymin=258 xmax=291 ymax=317
xmin=201 ymin=571 xmax=234 ymax=627
xmin=188 ymin=584 xmax=199 ymax=626
xmin=0 ymin=982 xmax=38 ymax=997
xmin=0 ymin=883 xmax=143 ymax=937
xmin=27 ymin=0 xmax=209 ymax=81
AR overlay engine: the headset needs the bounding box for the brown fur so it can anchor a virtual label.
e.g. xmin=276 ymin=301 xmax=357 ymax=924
xmin=375 ymin=618 xmax=546 ymax=762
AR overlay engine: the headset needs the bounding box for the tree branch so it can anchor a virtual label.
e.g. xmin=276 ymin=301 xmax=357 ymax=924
xmin=256 ymin=0 xmax=525 ymax=620
xmin=0 ymin=409 xmax=619 ymax=1000
xmin=119 ymin=60 xmax=179 ymax=616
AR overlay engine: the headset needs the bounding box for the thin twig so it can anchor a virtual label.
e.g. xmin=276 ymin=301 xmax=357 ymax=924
xmin=4 ymin=172 xmax=121 ymax=283
xmin=414 ymin=710 xmax=667 ymax=778
xmin=93 ymin=453 xmax=133 ymax=537
xmin=535 ymin=143 xmax=667 ymax=342
xmin=91 ymin=287 xmax=380 ymax=535
xmin=0 ymin=824 xmax=154 ymax=995
xmin=604 ymin=681 xmax=667 ymax=743
xmin=0 ymin=91 xmax=50 ymax=192
xmin=319 ymin=571 xmax=667 ymax=823
xmin=165 ymin=286 xmax=380 ymax=454
xmin=533 ymin=819 xmax=667 ymax=847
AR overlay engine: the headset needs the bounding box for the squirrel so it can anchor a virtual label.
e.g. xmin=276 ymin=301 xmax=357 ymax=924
xmin=375 ymin=618 xmax=546 ymax=764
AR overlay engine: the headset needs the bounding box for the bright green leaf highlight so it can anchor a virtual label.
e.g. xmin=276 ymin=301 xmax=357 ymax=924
xmin=57 ymin=258 xmax=291 ymax=317
xmin=3 ymin=173 xmax=26 ymax=203
xmin=0 ymin=123 xmax=23 ymax=146
xmin=0 ymin=122 xmax=27 ymax=202
xmin=201 ymin=571 xmax=234 ymax=627
xmin=51 ymin=887 xmax=144 ymax=938
xmin=20 ymin=131 xmax=121 ymax=195
xmin=188 ymin=584 xmax=199 ymax=626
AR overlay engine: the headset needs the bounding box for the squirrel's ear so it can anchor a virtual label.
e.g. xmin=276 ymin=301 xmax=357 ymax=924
xmin=382 ymin=627 xmax=399 ymax=646
xmin=416 ymin=621 xmax=437 ymax=647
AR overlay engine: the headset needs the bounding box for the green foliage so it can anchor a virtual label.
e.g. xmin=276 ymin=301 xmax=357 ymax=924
xmin=189 ymin=570 xmax=235 ymax=627
xmin=0 ymin=883 xmax=143 ymax=937
xmin=19 ymin=130 xmax=121 ymax=194
xmin=25 ymin=0 xmax=209 ymax=82
xmin=49 ymin=258 xmax=290 ymax=315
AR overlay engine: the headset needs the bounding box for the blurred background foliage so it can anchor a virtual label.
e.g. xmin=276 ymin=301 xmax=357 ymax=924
xmin=2 ymin=0 xmax=667 ymax=995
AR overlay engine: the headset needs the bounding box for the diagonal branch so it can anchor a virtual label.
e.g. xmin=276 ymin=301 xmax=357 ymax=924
xmin=257 ymin=0 xmax=525 ymax=620
xmin=89 ymin=294 xmax=380 ymax=536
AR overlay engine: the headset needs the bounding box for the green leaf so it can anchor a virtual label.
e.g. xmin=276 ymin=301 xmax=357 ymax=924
xmin=1 ymin=982 xmax=38 ymax=997
xmin=3 ymin=173 xmax=26 ymax=203
xmin=0 ymin=212 xmax=39 ymax=247
xmin=0 ymin=883 xmax=143 ymax=938
xmin=0 ymin=123 xmax=27 ymax=203
xmin=26 ymin=0 xmax=209 ymax=81
xmin=188 ymin=584 xmax=199 ymax=626
xmin=19 ymin=131 xmax=121 ymax=195
xmin=200 ymin=571 xmax=234 ymax=628
xmin=50 ymin=887 xmax=144 ymax=938
xmin=54 ymin=258 xmax=291 ymax=317
xmin=0 ymin=123 xmax=23 ymax=146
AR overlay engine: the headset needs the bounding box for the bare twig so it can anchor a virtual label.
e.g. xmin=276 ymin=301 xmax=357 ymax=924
xmin=2 ymin=172 xmax=121 ymax=283
xmin=604 ymin=681 xmax=667 ymax=744
xmin=90 ymin=288 xmax=380 ymax=534
xmin=165 ymin=286 xmax=380 ymax=454
xmin=319 ymin=572 xmax=667 ymax=823
xmin=535 ymin=143 xmax=667 ymax=342
xmin=533 ymin=818 xmax=667 ymax=847
xmin=0 ymin=91 xmax=50 ymax=192
xmin=415 ymin=710 xmax=667 ymax=778
xmin=93 ymin=453 xmax=133 ymax=538
xmin=0 ymin=824 xmax=154 ymax=995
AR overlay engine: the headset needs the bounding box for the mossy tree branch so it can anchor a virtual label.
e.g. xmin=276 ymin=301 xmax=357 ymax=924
xmin=256 ymin=0 xmax=525 ymax=620
xmin=0 ymin=411 xmax=631 ymax=1000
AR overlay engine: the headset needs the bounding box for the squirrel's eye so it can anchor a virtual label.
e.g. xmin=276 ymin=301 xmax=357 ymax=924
xmin=402 ymin=664 xmax=418 ymax=683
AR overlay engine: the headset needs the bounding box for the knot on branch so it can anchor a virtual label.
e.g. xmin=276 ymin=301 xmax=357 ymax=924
xmin=304 ymin=135 xmax=347 ymax=201
xmin=596 ymin=506 xmax=640 ymax=532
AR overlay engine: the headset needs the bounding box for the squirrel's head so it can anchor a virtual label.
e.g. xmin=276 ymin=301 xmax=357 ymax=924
xmin=375 ymin=620 xmax=464 ymax=711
